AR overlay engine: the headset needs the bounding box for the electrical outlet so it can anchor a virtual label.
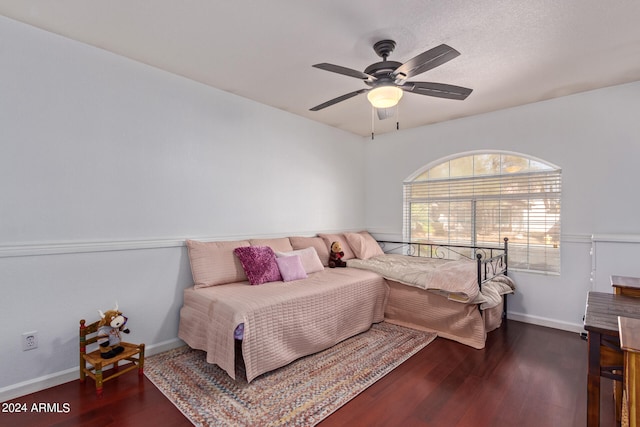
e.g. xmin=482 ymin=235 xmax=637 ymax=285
xmin=22 ymin=331 xmax=38 ymax=351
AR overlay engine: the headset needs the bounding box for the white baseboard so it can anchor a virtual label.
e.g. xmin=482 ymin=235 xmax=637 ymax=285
xmin=507 ymin=312 xmax=584 ymax=334
xmin=0 ymin=338 xmax=184 ymax=402
xmin=146 ymin=337 xmax=185 ymax=356
xmin=0 ymin=367 xmax=79 ymax=404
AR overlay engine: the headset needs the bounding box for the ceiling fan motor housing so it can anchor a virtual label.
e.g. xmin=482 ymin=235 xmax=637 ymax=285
xmin=373 ymin=39 xmax=396 ymax=60
xmin=366 ymin=40 xmax=401 ymax=87
xmin=364 ymin=61 xmax=402 ymax=88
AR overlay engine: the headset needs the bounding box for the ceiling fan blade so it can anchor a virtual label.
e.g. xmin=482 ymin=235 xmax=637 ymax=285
xmin=312 ymin=63 xmax=376 ymax=82
xmin=403 ymin=82 xmax=473 ymax=100
xmin=310 ymin=89 xmax=368 ymax=111
xmin=394 ymin=44 xmax=460 ymax=80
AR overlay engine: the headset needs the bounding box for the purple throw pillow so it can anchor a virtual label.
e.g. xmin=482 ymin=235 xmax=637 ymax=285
xmin=276 ymin=255 xmax=308 ymax=282
xmin=233 ymin=246 xmax=282 ymax=285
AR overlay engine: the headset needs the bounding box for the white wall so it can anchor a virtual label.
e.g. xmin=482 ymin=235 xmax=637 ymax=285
xmin=0 ymin=16 xmax=365 ymax=398
xmin=365 ymin=80 xmax=640 ymax=331
xmin=591 ymin=235 xmax=640 ymax=292
xmin=3 ymin=13 xmax=639 ymax=399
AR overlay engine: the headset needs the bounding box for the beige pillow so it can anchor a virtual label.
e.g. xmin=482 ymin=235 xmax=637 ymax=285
xmin=276 ymin=247 xmax=325 ymax=274
xmin=289 ymin=236 xmax=330 ymax=266
xmin=186 ymin=239 xmax=250 ymax=288
xmin=344 ymin=231 xmax=384 ymax=259
xmin=317 ymin=233 xmax=355 ymax=260
xmin=249 ymin=237 xmax=293 ymax=252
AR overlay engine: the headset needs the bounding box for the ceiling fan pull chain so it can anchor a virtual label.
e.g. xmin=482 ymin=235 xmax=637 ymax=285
xmin=396 ymin=103 xmax=400 ymax=131
xmin=371 ymin=106 xmax=375 ymax=140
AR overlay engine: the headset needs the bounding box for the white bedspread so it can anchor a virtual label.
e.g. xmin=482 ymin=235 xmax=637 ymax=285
xmin=348 ymin=254 xmax=514 ymax=309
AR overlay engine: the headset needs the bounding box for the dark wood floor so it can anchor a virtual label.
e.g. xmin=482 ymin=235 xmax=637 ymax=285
xmin=2 ymin=320 xmax=616 ymax=427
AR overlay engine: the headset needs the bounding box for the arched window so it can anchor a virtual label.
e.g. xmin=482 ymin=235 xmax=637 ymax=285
xmin=404 ymin=152 xmax=561 ymax=273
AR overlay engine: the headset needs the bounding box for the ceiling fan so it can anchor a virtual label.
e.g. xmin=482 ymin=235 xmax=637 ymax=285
xmin=310 ymin=40 xmax=472 ymax=114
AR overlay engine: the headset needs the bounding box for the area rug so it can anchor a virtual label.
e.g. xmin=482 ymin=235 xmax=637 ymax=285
xmin=144 ymin=322 xmax=436 ymax=427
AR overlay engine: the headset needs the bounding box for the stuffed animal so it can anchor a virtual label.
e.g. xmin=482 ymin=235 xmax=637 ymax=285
xmin=328 ymin=241 xmax=347 ymax=268
xmin=97 ymin=303 xmax=130 ymax=359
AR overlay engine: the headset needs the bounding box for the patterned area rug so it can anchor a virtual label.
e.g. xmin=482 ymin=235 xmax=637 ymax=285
xmin=145 ymin=322 xmax=436 ymax=427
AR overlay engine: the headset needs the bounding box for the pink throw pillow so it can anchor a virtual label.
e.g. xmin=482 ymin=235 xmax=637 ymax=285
xmin=344 ymin=231 xmax=384 ymax=259
xmin=318 ymin=233 xmax=356 ymax=260
xmin=233 ymin=246 xmax=282 ymax=285
xmin=275 ymin=247 xmax=324 ymax=274
xmin=249 ymin=238 xmax=293 ymax=252
xmin=186 ymin=239 xmax=250 ymax=288
xmin=276 ymin=255 xmax=308 ymax=282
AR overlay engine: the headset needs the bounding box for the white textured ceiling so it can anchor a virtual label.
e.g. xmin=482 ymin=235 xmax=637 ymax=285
xmin=2 ymin=1 xmax=640 ymax=137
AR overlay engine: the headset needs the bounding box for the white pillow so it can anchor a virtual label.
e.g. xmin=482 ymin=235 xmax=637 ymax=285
xmin=275 ymin=246 xmax=324 ymax=274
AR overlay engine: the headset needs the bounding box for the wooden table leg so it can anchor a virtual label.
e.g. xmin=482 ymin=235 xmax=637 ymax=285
xmin=614 ymin=376 xmax=622 ymax=423
xmin=588 ymin=331 xmax=601 ymax=427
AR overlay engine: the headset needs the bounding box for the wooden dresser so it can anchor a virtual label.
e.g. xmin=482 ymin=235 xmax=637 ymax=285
xmin=613 ymin=275 xmax=640 ymax=298
xmin=614 ymin=276 xmax=640 ymax=427
xmin=619 ymin=316 xmax=640 ymax=427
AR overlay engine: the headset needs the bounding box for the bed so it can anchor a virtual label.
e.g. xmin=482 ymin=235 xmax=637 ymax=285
xmin=179 ymin=234 xmax=511 ymax=383
xmin=178 ymin=266 xmax=389 ymax=382
xmin=347 ymin=238 xmax=514 ymax=349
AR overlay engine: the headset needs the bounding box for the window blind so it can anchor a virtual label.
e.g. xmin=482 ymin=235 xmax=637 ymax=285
xmin=404 ymin=169 xmax=561 ymax=273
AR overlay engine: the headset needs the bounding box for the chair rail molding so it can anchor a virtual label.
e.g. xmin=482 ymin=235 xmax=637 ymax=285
xmin=0 ymin=238 xmax=186 ymax=258
xmin=0 ymin=228 xmax=361 ymax=258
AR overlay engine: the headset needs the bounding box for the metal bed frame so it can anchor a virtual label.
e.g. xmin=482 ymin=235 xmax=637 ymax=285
xmin=376 ymin=237 xmax=510 ymax=317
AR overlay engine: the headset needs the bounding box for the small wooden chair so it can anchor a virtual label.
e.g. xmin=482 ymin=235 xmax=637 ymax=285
xmin=79 ymin=319 xmax=145 ymax=397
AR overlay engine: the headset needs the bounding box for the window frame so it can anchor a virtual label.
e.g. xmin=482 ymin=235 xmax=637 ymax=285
xmin=403 ymin=150 xmax=561 ymax=274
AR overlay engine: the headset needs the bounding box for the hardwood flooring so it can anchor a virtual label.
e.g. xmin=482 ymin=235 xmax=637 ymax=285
xmin=320 ymin=320 xmax=615 ymax=427
xmin=1 ymin=320 xmax=616 ymax=427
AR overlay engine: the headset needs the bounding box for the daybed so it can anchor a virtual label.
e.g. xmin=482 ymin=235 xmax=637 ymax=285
xmin=348 ymin=239 xmax=514 ymax=349
xmin=178 ymin=232 xmax=513 ymax=382
xmin=178 ymin=235 xmax=389 ymax=382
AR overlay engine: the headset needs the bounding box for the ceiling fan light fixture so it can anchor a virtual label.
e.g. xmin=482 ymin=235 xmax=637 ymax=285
xmin=367 ymin=85 xmax=403 ymax=109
